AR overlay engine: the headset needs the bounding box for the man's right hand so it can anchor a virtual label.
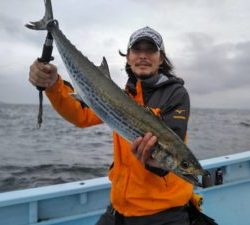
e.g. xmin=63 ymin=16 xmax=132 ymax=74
xmin=29 ymin=60 xmax=58 ymax=89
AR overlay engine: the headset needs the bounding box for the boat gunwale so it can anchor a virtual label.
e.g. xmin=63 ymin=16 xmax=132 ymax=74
xmin=0 ymin=151 xmax=250 ymax=208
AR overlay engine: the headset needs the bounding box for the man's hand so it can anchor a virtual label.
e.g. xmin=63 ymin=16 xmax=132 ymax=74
xmin=29 ymin=60 xmax=58 ymax=89
xmin=132 ymin=132 xmax=161 ymax=167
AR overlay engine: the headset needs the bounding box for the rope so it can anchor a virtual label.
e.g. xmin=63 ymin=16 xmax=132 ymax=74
xmin=37 ymin=90 xmax=43 ymax=128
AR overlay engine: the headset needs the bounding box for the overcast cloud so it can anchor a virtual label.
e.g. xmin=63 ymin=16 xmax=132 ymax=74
xmin=0 ymin=0 xmax=249 ymax=109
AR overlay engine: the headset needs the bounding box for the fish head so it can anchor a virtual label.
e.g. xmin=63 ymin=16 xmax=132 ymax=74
xmin=175 ymin=158 xmax=205 ymax=187
xmin=152 ymin=142 xmax=206 ymax=187
xmin=172 ymin=148 xmax=206 ymax=187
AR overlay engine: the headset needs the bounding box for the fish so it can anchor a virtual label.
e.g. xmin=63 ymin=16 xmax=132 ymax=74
xmin=26 ymin=0 xmax=206 ymax=187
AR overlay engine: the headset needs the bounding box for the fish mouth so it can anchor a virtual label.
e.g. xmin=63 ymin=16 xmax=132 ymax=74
xmin=181 ymin=173 xmax=203 ymax=187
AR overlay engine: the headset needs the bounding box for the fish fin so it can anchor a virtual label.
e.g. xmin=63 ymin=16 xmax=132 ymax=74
xmin=145 ymin=106 xmax=154 ymax=114
xmin=70 ymin=93 xmax=83 ymax=102
xmin=70 ymin=93 xmax=89 ymax=107
xmin=145 ymin=106 xmax=163 ymax=120
xmin=98 ymin=57 xmax=111 ymax=79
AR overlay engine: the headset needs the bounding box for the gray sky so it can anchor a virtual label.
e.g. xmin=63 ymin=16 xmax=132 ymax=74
xmin=0 ymin=0 xmax=249 ymax=109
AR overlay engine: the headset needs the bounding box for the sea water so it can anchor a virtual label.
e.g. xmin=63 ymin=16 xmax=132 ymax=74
xmin=0 ymin=103 xmax=249 ymax=192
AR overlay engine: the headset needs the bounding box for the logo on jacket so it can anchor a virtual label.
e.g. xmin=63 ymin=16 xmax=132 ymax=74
xmin=173 ymin=109 xmax=186 ymax=120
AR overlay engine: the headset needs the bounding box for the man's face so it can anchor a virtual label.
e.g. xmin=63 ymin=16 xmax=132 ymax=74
xmin=127 ymin=40 xmax=163 ymax=78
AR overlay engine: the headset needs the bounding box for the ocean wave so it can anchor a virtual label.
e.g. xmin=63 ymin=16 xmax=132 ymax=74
xmin=239 ymin=121 xmax=250 ymax=127
xmin=0 ymin=164 xmax=109 ymax=193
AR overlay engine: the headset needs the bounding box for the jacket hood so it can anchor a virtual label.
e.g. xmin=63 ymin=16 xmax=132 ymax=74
xmin=141 ymin=73 xmax=184 ymax=89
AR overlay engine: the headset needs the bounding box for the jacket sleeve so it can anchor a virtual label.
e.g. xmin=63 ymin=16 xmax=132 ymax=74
xmin=160 ymin=87 xmax=190 ymax=142
xmin=45 ymin=75 xmax=102 ymax=127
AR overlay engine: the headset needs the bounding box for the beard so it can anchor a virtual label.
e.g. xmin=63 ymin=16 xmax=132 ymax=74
xmin=133 ymin=61 xmax=156 ymax=79
xmin=135 ymin=73 xmax=154 ymax=80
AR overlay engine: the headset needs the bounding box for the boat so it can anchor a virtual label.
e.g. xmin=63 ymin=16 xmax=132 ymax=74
xmin=0 ymin=150 xmax=250 ymax=225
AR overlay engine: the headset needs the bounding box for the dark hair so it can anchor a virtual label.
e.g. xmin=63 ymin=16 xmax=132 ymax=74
xmin=119 ymin=50 xmax=176 ymax=80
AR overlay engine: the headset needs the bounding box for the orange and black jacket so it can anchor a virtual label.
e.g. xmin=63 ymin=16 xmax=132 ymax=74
xmin=46 ymin=73 xmax=193 ymax=217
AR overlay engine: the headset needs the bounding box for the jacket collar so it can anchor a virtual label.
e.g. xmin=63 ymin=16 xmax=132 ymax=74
xmin=126 ymin=73 xmax=184 ymax=95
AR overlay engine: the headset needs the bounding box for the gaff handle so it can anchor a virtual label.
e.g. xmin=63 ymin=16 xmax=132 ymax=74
xmin=36 ymin=32 xmax=54 ymax=128
xmin=37 ymin=32 xmax=54 ymax=91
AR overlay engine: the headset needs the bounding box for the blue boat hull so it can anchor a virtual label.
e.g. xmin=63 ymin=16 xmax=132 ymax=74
xmin=0 ymin=151 xmax=250 ymax=225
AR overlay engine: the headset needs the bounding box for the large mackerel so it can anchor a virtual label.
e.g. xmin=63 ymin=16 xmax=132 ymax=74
xmin=26 ymin=0 xmax=206 ymax=186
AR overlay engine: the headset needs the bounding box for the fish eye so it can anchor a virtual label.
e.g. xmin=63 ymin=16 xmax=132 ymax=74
xmin=181 ymin=160 xmax=190 ymax=169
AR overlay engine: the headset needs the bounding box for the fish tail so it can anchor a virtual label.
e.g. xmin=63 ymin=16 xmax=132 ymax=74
xmin=25 ymin=0 xmax=54 ymax=30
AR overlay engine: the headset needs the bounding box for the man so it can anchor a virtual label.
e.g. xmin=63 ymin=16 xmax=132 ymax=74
xmin=29 ymin=26 xmax=192 ymax=225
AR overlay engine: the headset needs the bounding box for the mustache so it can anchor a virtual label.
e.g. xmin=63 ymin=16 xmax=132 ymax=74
xmin=135 ymin=61 xmax=152 ymax=66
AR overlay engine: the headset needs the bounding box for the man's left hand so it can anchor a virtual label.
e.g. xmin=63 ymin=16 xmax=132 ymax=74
xmin=132 ymin=132 xmax=161 ymax=167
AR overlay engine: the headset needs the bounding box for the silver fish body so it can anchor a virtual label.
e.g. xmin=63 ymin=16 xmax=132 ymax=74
xmin=26 ymin=0 xmax=206 ymax=187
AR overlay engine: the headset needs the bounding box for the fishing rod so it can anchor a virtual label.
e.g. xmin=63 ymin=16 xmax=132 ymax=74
xmin=36 ymin=31 xmax=54 ymax=128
